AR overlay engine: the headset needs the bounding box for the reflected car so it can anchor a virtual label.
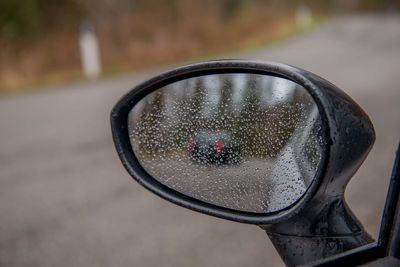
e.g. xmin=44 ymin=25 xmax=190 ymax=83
xmin=188 ymin=131 xmax=241 ymax=165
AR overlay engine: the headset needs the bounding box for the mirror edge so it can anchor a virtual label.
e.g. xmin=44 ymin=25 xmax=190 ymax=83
xmin=110 ymin=59 xmax=332 ymax=225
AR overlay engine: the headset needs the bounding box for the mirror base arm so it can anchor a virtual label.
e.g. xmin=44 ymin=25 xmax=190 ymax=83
xmin=260 ymin=197 xmax=373 ymax=266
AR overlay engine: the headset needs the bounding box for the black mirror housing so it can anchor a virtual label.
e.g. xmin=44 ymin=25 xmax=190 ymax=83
xmin=111 ymin=60 xmax=375 ymax=224
xmin=111 ymin=60 xmax=375 ymax=265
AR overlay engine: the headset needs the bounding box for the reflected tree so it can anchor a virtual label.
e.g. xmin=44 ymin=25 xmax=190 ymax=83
xmin=135 ymin=91 xmax=164 ymax=157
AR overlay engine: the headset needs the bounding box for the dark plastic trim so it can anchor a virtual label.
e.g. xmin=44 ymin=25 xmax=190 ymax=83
xmin=381 ymin=142 xmax=400 ymax=256
xmin=300 ymin=143 xmax=400 ymax=266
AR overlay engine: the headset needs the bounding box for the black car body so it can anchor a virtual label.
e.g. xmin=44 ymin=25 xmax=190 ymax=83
xmin=188 ymin=131 xmax=241 ymax=165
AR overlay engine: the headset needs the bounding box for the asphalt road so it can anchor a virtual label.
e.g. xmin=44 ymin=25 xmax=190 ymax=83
xmin=0 ymin=15 xmax=399 ymax=267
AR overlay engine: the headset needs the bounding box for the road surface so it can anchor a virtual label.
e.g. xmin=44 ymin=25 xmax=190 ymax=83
xmin=0 ymin=15 xmax=399 ymax=267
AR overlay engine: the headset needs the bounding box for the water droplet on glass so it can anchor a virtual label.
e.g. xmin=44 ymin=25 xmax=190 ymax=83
xmin=128 ymin=73 xmax=324 ymax=213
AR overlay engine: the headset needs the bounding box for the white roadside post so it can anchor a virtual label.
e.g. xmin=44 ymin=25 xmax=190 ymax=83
xmin=79 ymin=21 xmax=102 ymax=80
xmin=295 ymin=4 xmax=313 ymax=30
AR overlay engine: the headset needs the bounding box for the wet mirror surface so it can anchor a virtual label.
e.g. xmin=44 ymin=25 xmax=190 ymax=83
xmin=128 ymin=73 xmax=324 ymax=213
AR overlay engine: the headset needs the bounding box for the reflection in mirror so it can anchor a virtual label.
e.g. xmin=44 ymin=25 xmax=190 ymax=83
xmin=128 ymin=73 xmax=324 ymax=213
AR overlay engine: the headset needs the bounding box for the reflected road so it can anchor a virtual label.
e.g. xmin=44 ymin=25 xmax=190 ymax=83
xmin=145 ymin=158 xmax=274 ymax=213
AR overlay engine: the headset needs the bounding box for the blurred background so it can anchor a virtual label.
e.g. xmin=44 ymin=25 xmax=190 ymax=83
xmin=0 ymin=0 xmax=399 ymax=92
xmin=0 ymin=0 xmax=399 ymax=266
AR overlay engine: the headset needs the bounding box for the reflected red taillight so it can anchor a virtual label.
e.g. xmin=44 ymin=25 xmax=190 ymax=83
xmin=188 ymin=138 xmax=195 ymax=150
xmin=215 ymin=139 xmax=225 ymax=152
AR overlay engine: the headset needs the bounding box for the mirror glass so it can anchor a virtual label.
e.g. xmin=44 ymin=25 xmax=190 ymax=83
xmin=128 ymin=73 xmax=324 ymax=213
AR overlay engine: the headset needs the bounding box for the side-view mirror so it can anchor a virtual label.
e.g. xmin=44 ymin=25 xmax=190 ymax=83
xmin=111 ymin=60 xmax=378 ymax=266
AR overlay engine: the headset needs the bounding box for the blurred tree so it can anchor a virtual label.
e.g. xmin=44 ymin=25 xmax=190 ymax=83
xmin=0 ymin=0 xmax=42 ymax=37
xmin=0 ymin=0 xmax=82 ymax=39
xmin=220 ymin=0 xmax=243 ymax=21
